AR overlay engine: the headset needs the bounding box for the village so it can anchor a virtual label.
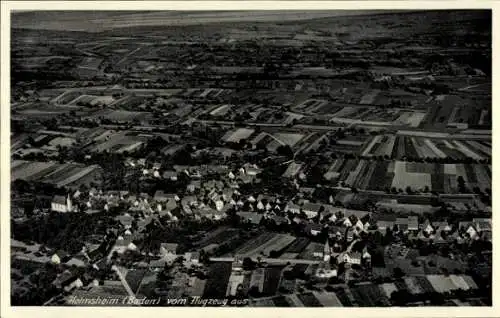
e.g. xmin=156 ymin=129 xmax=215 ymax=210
xmin=9 ymin=10 xmax=492 ymax=307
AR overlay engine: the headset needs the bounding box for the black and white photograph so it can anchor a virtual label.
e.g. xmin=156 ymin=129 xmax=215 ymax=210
xmin=2 ymin=2 xmax=495 ymax=312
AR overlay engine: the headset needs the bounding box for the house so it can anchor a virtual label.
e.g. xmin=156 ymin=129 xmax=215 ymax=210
xmin=362 ymin=249 xmax=371 ymax=262
xmin=160 ymin=243 xmax=178 ymax=257
xmin=327 ymin=214 xmax=337 ymax=223
xmin=256 ymin=201 xmax=265 ymax=210
xmin=162 ymin=170 xmax=178 ymax=181
xmin=52 ymin=270 xmax=78 ymax=289
xmin=323 ymin=239 xmax=331 ymax=262
xmin=395 ymin=218 xmax=409 ymax=232
xmin=66 ymin=255 xmax=87 ymax=267
xmin=338 ymin=252 xmax=361 ymax=266
xmin=473 ymin=218 xmax=491 ymax=232
xmin=466 ymin=225 xmax=479 ymax=240
xmin=195 ymin=206 xmax=227 ymax=221
xmin=307 ymin=223 xmax=323 ymax=236
xmin=354 ymin=219 xmax=364 ymax=231
xmin=184 ymin=251 xmax=200 ymax=266
xmin=237 ymin=212 xmax=263 ymax=225
xmin=431 ymin=221 xmax=448 ymax=232
xmin=242 ymin=163 xmax=261 ymax=176
xmin=421 ymin=219 xmax=434 ymax=235
xmin=115 ymin=214 xmax=134 ymax=229
xmin=346 ymin=227 xmax=355 ymax=242
xmin=342 ymin=217 xmax=352 ymax=228
xmin=64 ymin=278 xmax=84 ymax=292
xmin=51 ymin=194 xmax=73 ymax=213
xmin=270 ymin=215 xmax=289 ymax=226
xmin=187 ymin=180 xmax=201 ymax=193
xmin=181 ymin=195 xmax=197 ymax=207
xmin=315 ymin=262 xmax=337 ymax=279
xmin=51 ymin=250 xmax=70 ymax=264
xmin=376 ymin=215 xmax=396 ymax=233
xmin=285 ymin=202 xmax=301 ymax=214
xmin=282 ymin=162 xmax=303 ymax=178
xmin=407 ymin=216 xmax=419 ymax=231
xmin=302 ymin=202 xmax=323 ymax=219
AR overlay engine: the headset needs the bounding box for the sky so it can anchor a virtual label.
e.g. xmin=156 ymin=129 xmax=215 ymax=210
xmin=11 ymin=10 xmax=399 ymax=32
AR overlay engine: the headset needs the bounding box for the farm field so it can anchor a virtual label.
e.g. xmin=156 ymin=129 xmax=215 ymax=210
xmin=193 ymin=227 xmax=241 ymax=249
xmin=221 ymin=128 xmax=255 ymax=143
xmin=11 ymin=160 xmax=102 ymax=188
xmin=86 ymin=131 xmax=148 ymax=153
xmin=350 ymin=283 xmax=391 ymax=306
xmin=336 ymin=159 xmax=490 ymax=194
xmin=391 ymin=136 xmax=490 ymax=160
xmin=202 ymin=262 xmax=233 ymax=298
xmin=235 ymin=232 xmax=296 ymax=257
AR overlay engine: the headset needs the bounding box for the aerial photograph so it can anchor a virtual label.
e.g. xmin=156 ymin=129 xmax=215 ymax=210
xmin=9 ymin=10 xmax=492 ymax=307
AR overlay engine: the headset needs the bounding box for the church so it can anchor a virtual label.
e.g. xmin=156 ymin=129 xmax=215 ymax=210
xmin=51 ymin=194 xmax=73 ymax=213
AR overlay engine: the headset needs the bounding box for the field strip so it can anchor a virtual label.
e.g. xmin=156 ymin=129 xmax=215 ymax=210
xmin=424 ymin=139 xmax=447 ymax=158
xmin=397 ymin=130 xmax=450 ymax=138
xmin=473 ymin=165 xmax=490 ymax=189
xmin=465 ymin=140 xmax=491 ymax=156
xmin=442 ymin=140 xmax=455 ymax=149
xmin=411 ymin=138 xmax=425 ymax=158
xmin=358 ymin=162 xmax=376 ymax=190
xmin=361 ymin=135 xmax=380 ymax=156
xmin=345 ymin=160 xmax=366 ymax=186
xmin=455 ymin=164 xmax=468 ymax=182
xmin=452 ymin=141 xmax=483 ymax=160
xmin=444 ymin=164 xmax=457 ymax=175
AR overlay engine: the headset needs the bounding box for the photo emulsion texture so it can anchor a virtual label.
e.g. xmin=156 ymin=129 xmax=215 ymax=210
xmin=10 ymin=10 xmax=492 ymax=307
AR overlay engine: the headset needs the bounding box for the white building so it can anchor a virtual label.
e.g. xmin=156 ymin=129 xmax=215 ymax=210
xmin=51 ymin=195 xmax=73 ymax=213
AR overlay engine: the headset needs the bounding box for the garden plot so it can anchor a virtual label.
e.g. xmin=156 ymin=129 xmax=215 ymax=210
xmin=48 ymin=137 xmax=76 ymax=148
xmin=221 ymin=128 xmax=255 ymax=143
xmin=331 ymin=106 xmax=357 ymax=118
xmin=356 ymin=161 xmax=377 ymax=190
xmin=452 ymin=141 xmax=483 ymax=160
xmin=235 ymin=232 xmax=295 ymax=258
xmin=11 ymin=161 xmax=56 ymax=181
xmin=361 ymin=135 xmax=381 ymax=156
xmin=404 ymin=277 xmax=424 ymax=294
xmin=411 ymin=138 xmax=435 ymax=158
xmin=210 ymin=105 xmax=232 ymax=116
xmin=472 ymin=165 xmax=491 ymax=190
xmin=405 ymin=112 xmax=426 ymax=127
xmin=272 ymin=133 xmax=304 ymax=147
xmin=423 ymin=139 xmax=446 ymax=158
xmin=464 ymin=140 xmax=491 ymax=157
xmin=312 ymin=291 xmax=343 ymax=307
xmin=426 ymin=275 xmax=459 ymax=293
xmin=391 ymin=161 xmax=431 ymax=191
xmin=359 ymin=90 xmax=380 ymax=105
xmin=344 ymin=160 xmax=368 ymax=187
xmin=379 ymin=283 xmax=398 ymax=299
xmin=373 ymin=135 xmax=396 ymax=157
xmin=90 ymin=131 xmax=147 ymax=153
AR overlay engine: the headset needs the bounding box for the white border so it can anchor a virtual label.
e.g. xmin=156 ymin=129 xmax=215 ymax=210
xmin=1 ymin=2 xmax=498 ymax=318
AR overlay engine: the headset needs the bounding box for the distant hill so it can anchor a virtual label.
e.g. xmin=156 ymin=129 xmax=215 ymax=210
xmin=11 ymin=10 xmax=395 ymax=32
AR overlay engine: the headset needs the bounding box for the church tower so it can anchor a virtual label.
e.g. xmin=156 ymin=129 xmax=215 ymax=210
xmin=323 ymin=239 xmax=331 ymax=262
xmin=66 ymin=194 xmax=73 ymax=212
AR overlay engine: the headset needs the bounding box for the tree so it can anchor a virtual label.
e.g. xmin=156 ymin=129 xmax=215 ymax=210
xmin=277 ymin=145 xmax=294 ymax=158
xmin=242 ymin=257 xmax=256 ymax=271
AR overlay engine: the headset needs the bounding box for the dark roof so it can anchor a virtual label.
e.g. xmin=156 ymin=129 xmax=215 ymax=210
xmin=237 ymin=212 xmax=263 ymax=224
xmin=306 ymin=223 xmax=323 ymax=232
xmin=124 ymin=269 xmax=147 ymax=294
xmin=52 ymin=195 xmax=67 ymax=205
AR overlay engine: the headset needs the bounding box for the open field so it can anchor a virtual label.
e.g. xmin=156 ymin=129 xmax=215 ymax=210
xmin=221 ymin=128 xmax=255 ymax=143
xmin=11 ymin=160 xmax=101 ymax=188
xmin=235 ymin=232 xmax=296 ymax=257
